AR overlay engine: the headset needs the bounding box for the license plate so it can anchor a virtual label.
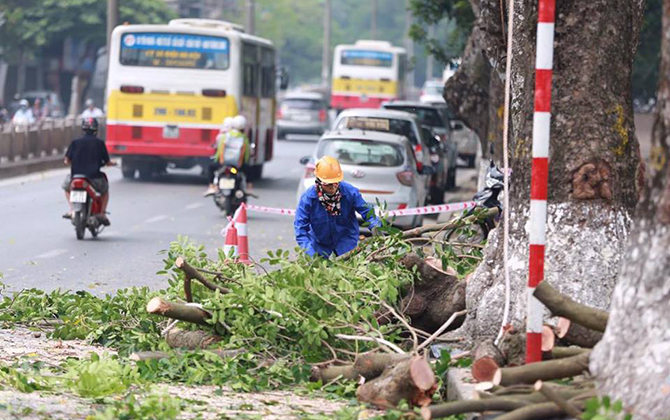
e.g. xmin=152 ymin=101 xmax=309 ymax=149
xmin=163 ymin=125 xmax=179 ymax=139
xmin=218 ymin=178 xmax=235 ymax=189
xmin=292 ymin=114 xmax=311 ymax=122
xmin=70 ymin=190 xmax=87 ymax=203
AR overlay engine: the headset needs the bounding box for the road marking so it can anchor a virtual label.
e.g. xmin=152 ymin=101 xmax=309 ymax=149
xmin=144 ymin=214 xmax=169 ymax=224
xmin=185 ymin=202 xmax=204 ymax=210
xmin=35 ymin=248 xmax=68 ymax=259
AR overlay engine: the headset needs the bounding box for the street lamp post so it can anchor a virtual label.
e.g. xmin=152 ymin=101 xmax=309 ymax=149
xmin=246 ymin=0 xmax=256 ymax=35
xmin=321 ymin=0 xmax=331 ymax=88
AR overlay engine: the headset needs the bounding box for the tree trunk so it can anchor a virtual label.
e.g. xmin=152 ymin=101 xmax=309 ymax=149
xmin=356 ymin=356 xmax=437 ymax=409
xmin=459 ymin=0 xmax=644 ymax=345
xmin=398 ymin=253 xmax=466 ymax=333
xmin=589 ymin=2 xmax=670 ymax=416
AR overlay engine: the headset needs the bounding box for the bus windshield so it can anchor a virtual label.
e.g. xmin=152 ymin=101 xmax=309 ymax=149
xmin=341 ymin=50 xmax=393 ymax=67
xmin=120 ymin=32 xmax=230 ymax=70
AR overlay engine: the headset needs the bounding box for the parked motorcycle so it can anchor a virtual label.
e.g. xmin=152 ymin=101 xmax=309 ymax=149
xmin=212 ymin=165 xmax=247 ymax=216
xmin=444 ymin=160 xmax=507 ymax=244
xmin=68 ymin=175 xmax=107 ymax=240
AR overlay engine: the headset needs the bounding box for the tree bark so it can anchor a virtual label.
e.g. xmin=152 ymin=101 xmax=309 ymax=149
xmin=590 ymin=3 xmax=670 ymax=417
xmin=164 ymin=327 xmax=221 ymax=349
xmin=458 ymin=0 xmax=644 ymax=345
xmin=558 ymin=320 xmax=603 ymax=349
xmin=356 ymin=356 xmax=436 ymax=409
xmin=310 ymin=354 xmax=410 ymax=383
xmin=398 ymin=253 xmax=466 ymax=333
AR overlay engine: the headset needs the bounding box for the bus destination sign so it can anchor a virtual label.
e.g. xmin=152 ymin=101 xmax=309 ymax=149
xmin=120 ymin=32 xmax=230 ymax=70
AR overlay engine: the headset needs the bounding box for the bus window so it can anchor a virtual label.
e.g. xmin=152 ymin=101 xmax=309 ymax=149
xmin=243 ymin=43 xmax=259 ymax=97
xmin=261 ymin=48 xmax=275 ymax=98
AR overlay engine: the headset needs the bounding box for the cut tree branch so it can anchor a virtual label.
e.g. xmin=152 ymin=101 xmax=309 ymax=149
xmin=534 ymin=380 xmax=582 ymax=418
xmin=334 ymin=333 xmax=406 ymax=354
xmin=175 ymin=257 xmax=231 ymax=302
xmin=493 ymin=351 xmax=591 ymax=386
xmin=402 ymin=208 xmax=499 ymax=239
xmin=421 ymin=398 xmax=529 ymax=419
xmin=533 ymin=281 xmax=608 ymax=332
xmin=146 ymin=297 xmax=211 ymax=326
xmin=417 ymin=310 xmax=467 ymax=351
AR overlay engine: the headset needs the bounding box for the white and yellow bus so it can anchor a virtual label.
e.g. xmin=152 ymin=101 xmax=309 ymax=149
xmin=330 ymin=40 xmax=407 ymax=111
xmin=106 ymin=19 xmax=278 ymax=180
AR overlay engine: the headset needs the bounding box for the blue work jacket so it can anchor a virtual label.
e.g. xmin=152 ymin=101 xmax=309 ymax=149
xmin=294 ymin=182 xmax=381 ymax=258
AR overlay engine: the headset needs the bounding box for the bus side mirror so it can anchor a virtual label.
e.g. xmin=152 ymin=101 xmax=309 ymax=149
xmin=451 ymin=121 xmax=464 ymax=131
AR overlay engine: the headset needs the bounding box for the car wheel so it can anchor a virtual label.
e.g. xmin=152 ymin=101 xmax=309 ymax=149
xmin=429 ymin=185 xmax=445 ymax=205
xmin=276 ymin=130 xmax=285 ymax=141
xmin=447 ymin=166 xmax=457 ymax=190
xmin=247 ymin=164 xmax=263 ymax=181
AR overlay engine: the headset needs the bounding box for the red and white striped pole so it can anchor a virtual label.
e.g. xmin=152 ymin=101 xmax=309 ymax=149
xmin=527 ymin=0 xmax=555 ymax=364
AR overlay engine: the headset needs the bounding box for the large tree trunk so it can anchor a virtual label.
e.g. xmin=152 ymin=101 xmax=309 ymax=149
xmin=589 ymin=1 xmax=670 ymax=416
xmin=460 ymin=0 xmax=644 ymax=344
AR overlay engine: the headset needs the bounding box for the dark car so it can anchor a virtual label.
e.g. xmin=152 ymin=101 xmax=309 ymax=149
xmin=381 ymin=101 xmax=458 ymax=189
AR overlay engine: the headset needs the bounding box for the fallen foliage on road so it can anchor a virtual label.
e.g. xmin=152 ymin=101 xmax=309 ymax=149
xmin=1 ymin=208 xmax=625 ymax=419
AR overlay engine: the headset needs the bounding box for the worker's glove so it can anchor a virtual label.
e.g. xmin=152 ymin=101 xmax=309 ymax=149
xmin=371 ymin=227 xmax=382 ymax=237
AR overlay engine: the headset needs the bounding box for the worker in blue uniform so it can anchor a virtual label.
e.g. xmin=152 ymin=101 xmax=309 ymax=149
xmin=294 ymin=156 xmax=380 ymax=258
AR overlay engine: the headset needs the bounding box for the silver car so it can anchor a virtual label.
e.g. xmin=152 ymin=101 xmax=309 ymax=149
xmin=276 ymin=92 xmax=329 ymax=140
xmin=381 ymin=101 xmax=458 ymax=191
xmin=297 ymin=130 xmax=431 ymax=229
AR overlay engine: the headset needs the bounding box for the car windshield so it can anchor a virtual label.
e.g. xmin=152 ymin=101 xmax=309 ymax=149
xmin=318 ymin=139 xmax=404 ymax=167
xmin=424 ymin=83 xmax=443 ymax=95
xmin=282 ymin=99 xmax=323 ymax=110
xmin=385 ymin=106 xmax=445 ymax=127
xmin=336 ymin=117 xmax=419 ymax=145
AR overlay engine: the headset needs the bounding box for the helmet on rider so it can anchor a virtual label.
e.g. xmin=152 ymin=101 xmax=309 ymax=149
xmin=314 ymin=156 xmax=343 ymax=184
xmin=19 ymin=99 xmax=29 ymax=108
xmin=221 ymin=117 xmax=234 ymax=133
xmin=82 ymin=117 xmax=99 ymax=134
xmin=232 ymin=115 xmax=247 ymax=131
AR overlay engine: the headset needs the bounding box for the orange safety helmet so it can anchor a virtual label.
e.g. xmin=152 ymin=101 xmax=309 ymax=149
xmin=314 ymin=156 xmax=344 ymax=184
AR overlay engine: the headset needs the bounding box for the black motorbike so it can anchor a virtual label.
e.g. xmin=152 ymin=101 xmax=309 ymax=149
xmin=213 ymin=165 xmax=247 ymax=216
xmin=445 ymin=160 xmax=506 ymax=244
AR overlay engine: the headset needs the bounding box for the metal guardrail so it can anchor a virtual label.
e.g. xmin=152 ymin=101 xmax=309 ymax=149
xmin=0 ymin=118 xmax=106 ymax=164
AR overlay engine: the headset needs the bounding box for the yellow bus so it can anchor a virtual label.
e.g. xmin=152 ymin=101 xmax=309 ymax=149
xmin=106 ymin=19 xmax=278 ymax=180
xmin=331 ymin=40 xmax=407 ymax=112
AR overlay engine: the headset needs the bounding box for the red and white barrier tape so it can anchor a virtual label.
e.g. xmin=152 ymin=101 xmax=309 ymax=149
xmin=221 ymin=200 xmax=477 ymax=237
xmin=527 ymin=0 xmax=556 ymax=364
xmin=381 ymin=201 xmax=476 ymax=217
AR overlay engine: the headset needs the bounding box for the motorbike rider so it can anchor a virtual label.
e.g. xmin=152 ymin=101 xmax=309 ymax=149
xmin=204 ymin=116 xmax=233 ymax=196
xmin=62 ymin=117 xmax=115 ymax=225
xmin=294 ymin=156 xmax=381 ymax=258
xmin=204 ymin=115 xmax=251 ymax=196
xmin=12 ymin=99 xmax=35 ymax=126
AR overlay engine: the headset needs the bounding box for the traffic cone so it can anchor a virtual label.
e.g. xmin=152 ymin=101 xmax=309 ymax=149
xmin=223 ymin=218 xmax=238 ymax=258
xmin=235 ymin=203 xmax=251 ymax=264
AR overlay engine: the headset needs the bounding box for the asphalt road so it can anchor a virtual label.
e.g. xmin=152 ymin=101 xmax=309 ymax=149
xmin=0 ymin=139 xmax=319 ymax=294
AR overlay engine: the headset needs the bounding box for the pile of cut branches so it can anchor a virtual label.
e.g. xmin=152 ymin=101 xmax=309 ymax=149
xmin=421 ymin=280 xmax=616 ymax=420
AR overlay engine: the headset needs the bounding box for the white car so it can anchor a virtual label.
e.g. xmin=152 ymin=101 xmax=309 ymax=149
xmin=331 ymin=108 xmax=433 ymax=176
xmin=419 ymin=79 xmax=446 ymax=105
xmin=297 ymin=130 xmax=432 ymax=229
